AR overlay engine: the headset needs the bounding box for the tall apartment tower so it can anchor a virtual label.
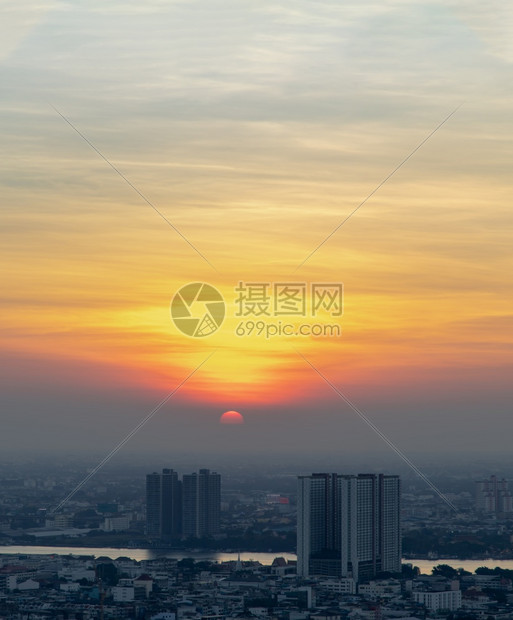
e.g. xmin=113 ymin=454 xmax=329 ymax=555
xmin=145 ymin=469 xmax=182 ymax=539
xmin=475 ymin=475 xmax=513 ymax=515
xmin=297 ymin=473 xmax=401 ymax=582
xmin=146 ymin=472 xmax=161 ymax=538
xmin=182 ymin=469 xmax=221 ymax=538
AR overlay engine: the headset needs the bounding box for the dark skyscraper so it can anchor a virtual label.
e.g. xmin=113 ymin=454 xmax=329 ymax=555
xmin=182 ymin=469 xmax=221 ymax=538
xmin=145 ymin=469 xmax=182 ymax=539
xmin=297 ymin=473 xmax=401 ymax=581
xmin=161 ymin=468 xmax=182 ymax=538
xmin=145 ymin=472 xmax=162 ymax=538
xmin=475 ymin=475 xmax=513 ymax=515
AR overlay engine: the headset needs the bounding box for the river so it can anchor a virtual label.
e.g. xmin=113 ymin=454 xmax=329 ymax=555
xmin=2 ymin=546 xmax=513 ymax=574
xmin=0 ymin=546 xmax=295 ymax=565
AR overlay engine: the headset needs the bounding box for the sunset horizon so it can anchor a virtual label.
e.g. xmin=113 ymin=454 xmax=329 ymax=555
xmin=1 ymin=1 xmax=512 ymax=462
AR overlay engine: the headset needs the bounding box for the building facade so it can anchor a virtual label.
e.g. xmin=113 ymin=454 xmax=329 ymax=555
xmin=182 ymin=469 xmax=221 ymax=538
xmin=297 ymin=473 xmax=401 ymax=581
xmin=145 ymin=468 xmax=182 ymax=539
xmin=475 ymin=475 xmax=513 ymax=515
xmin=413 ymin=589 xmax=462 ymax=612
xmin=145 ymin=471 xmax=162 ymax=538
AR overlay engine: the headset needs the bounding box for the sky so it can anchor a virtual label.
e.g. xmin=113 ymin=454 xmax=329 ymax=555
xmin=0 ymin=0 xmax=512 ymax=464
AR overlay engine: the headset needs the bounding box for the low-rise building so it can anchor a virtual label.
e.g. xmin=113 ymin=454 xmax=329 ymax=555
xmin=413 ymin=589 xmax=462 ymax=612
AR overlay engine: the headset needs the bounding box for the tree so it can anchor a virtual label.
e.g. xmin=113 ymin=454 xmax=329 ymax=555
xmin=402 ymin=564 xmax=420 ymax=579
xmin=432 ymin=564 xmax=458 ymax=579
xmin=475 ymin=567 xmax=495 ymax=575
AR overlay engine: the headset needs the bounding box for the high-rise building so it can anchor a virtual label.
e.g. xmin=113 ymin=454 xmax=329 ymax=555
xmin=475 ymin=475 xmax=513 ymax=515
xmin=297 ymin=473 xmax=401 ymax=582
xmin=145 ymin=472 xmax=162 ymax=538
xmin=182 ymin=469 xmax=221 ymax=538
xmin=161 ymin=468 xmax=182 ymax=537
xmin=145 ymin=469 xmax=182 ymax=539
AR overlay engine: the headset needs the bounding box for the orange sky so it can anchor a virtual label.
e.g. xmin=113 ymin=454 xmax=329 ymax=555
xmin=1 ymin=1 xmax=512 ymax=457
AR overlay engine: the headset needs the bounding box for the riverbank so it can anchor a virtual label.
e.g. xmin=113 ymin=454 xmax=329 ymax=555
xmin=0 ymin=545 xmax=294 ymax=565
xmin=2 ymin=545 xmax=513 ymax=575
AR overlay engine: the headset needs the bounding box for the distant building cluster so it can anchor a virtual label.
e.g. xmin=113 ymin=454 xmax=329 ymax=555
xmin=475 ymin=475 xmax=513 ymax=516
xmin=146 ymin=468 xmax=221 ymax=540
xmin=4 ymin=549 xmax=513 ymax=619
xmin=297 ymin=473 xmax=401 ymax=582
